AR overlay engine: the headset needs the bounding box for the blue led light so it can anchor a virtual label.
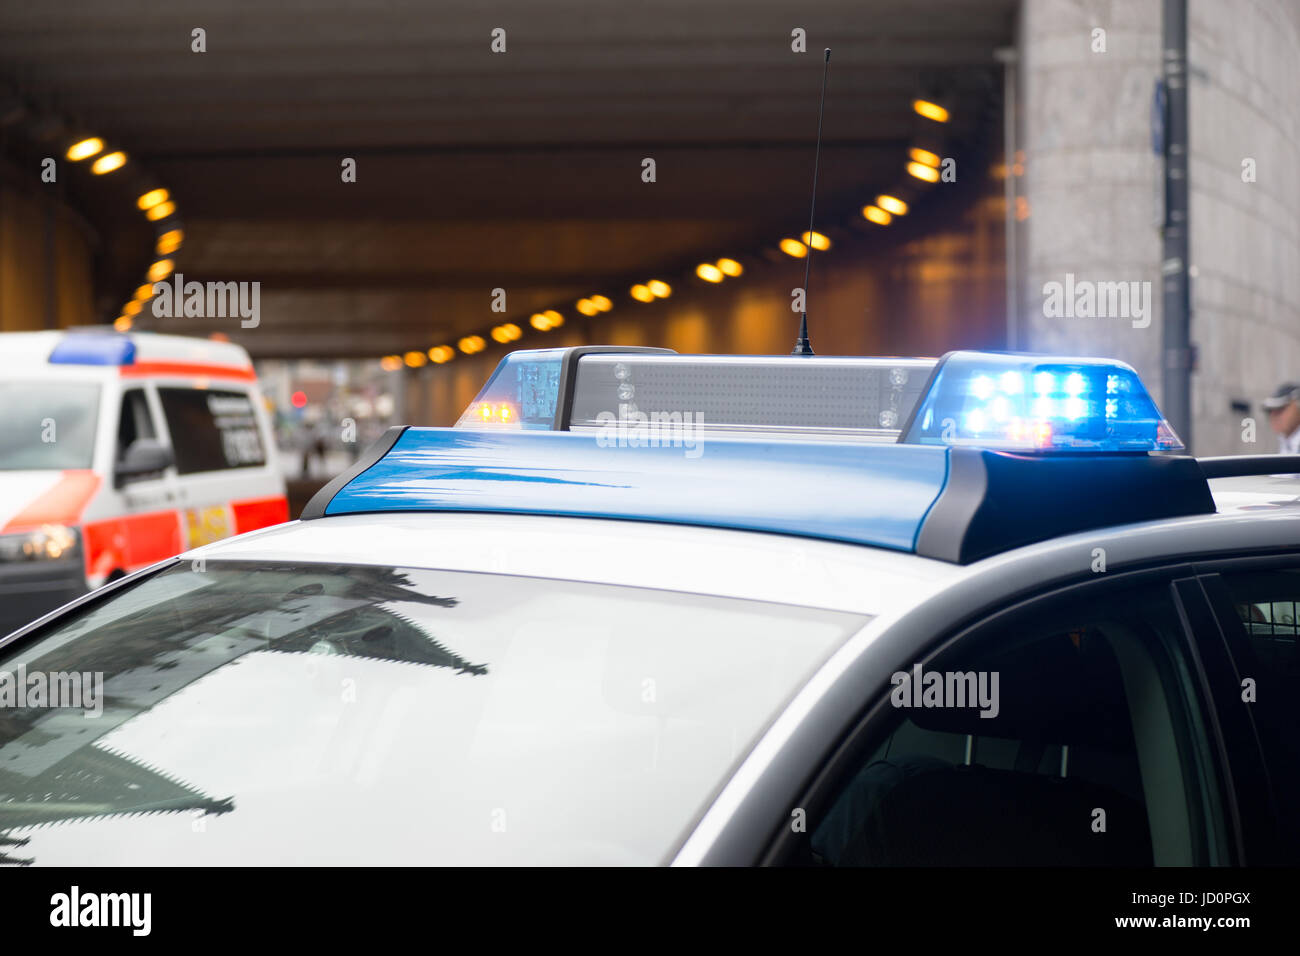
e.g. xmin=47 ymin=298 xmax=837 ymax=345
xmin=902 ymin=352 xmax=1184 ymax=452
xmin=48 ymin=332 xmax=136 ymax=366
xmin=455 ymin=349 xmax=565 ymax=429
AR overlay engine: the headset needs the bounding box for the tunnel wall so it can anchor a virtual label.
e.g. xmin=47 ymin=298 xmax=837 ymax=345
xmin=0 ymin=163 xmax=97 ymax=332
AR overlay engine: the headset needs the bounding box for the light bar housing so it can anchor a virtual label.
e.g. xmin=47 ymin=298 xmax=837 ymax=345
xmin=301 ymin=427 xmax=1219 ymax=564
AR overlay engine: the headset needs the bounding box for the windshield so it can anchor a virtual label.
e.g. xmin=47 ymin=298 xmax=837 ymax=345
xmin=0 ymin=560 xmax=866 ymax=865
xmin=0 ymin=382 xmax=100 ymax=470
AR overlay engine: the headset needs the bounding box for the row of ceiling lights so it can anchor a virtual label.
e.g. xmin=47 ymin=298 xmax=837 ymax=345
xmin=62 ymin=135 xmax=183 ymax=332
xmin=771 ymin=98 xmax=949 ymax=253
xmin=60 ymin=93 xmax=946 ymax=350
xmin=381 ymin=96 xmax=952 ymax=371
xmin=857 ymin=98 xmax=949 ymax=228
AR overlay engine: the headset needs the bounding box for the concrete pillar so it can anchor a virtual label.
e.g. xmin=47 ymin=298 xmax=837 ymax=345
xmin=1017 ymin=0 xmax=1166 ymax=406
xmin=1017 ymin=0 xmax=1300 ymax=455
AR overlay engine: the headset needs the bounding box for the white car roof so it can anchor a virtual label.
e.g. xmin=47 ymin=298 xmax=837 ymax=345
xmin=187 ymin=480 xmax=1300 ymax=624
xmin=1207 ymin=472 xmax=1300 ymax=513
xmin=0 ymin=330 xmax=253 ymax=371
xmin=187 ymin=512 xmax=963 ymax=618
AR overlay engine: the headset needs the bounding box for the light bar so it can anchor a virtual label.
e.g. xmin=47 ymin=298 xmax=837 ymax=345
xmin=455 ymin=347 xmax=1180 ymax=452
xmin=902 ymin=351 xmax=1183 ymax=452
xmin=456 ymin=348 xmax=935 ymax=441
xmin=48 ymin=332 xmax=137 ymax=366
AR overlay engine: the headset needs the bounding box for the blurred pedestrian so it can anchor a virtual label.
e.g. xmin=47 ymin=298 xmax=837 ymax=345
xmin=300 ymin=416 xmax=330 ymax=477
xmin=1263 ymin=382 xmax=1300 ymax=454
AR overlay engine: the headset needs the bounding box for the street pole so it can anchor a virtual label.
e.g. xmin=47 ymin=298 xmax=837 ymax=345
xmin=995 ymin=47 xmax=1019 ymax=351
xmin=1162 ymin=0 xmax=1192 ymax=449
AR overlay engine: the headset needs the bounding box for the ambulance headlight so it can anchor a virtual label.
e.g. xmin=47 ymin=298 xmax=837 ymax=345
xmin=0 ymin=524 xmax=82 ymax=563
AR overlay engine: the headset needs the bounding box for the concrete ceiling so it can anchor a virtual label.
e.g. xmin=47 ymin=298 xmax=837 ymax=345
xmin=0 ymin=0 xmax=1015 ymax=356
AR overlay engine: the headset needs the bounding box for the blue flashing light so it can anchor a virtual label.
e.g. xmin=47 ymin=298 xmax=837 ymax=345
xmin=48 ymin=332 xmax=136 ymax=367
xmin=902 ymin=352 xmax=1183 ymax=452
xmin=454 ymin=349 xmax=565 ymax=430
xmin=324 ymin=427 xmax=951 ymax=553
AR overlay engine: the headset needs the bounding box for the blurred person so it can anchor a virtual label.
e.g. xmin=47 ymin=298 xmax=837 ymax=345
xmin=299 ymin=411 xmax=331 ymax=478
xmin=1263 ymin=382 xmax=1300 ymax=455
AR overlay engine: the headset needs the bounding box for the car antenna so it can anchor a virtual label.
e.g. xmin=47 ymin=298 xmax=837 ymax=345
xmin=793 ymin=47 xmax=830 ymax=357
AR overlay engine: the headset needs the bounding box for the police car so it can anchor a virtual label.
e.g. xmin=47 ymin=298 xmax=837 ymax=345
xmin=0 ymin=330 xmax=287 ymax=636
xmin=0 ymin=346 xmax=1296 ymax=867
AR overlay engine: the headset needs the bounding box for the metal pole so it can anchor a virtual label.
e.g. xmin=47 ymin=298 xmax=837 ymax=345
xmin=1162 ymin=0 xmax=1192 ymax=449
xmin=996 ymin=47 xmax=1019 ymax=350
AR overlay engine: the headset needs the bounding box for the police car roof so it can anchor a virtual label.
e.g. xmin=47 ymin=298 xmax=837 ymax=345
xmin=286 ymin=347 xmax=1283 ymax=565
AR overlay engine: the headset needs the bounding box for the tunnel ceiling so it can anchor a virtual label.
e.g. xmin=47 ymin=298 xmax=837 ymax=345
xmin=0 ymin=0 xmax=1015 ymax=357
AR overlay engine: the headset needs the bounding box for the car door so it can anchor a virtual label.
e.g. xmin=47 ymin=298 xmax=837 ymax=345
xmin=686 ymin=567 xmax=1251 ymax=867
xmin=112 ymin=385 xmax=183 ymax=571
xmin=153 ymin=383 xmax=271 ymax=547
xmin=1191 ymin=557 xmax=1300 ymax=865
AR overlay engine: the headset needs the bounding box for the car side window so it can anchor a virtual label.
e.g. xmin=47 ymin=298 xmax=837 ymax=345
xmin=796 ymin=582 xmax=1222 ymax=867
xmin=116 ymin=388 xmax=157 ymax=462
xmin=1214 ymin=566 xmax=1300 ymax=860
xmin=157 ymin=387 xmax=266 ymax=474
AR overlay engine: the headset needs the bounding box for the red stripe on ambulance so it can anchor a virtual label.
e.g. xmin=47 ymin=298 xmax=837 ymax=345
xmin=232 ymin=495 xmax=290 ymax=533
xmin=121 ymin=361 xmax=256 ymax=382
xmin=83 ymin=511 xmax=185 ymax=577
xmin=2 ymin=470 xmax=101 ymax=533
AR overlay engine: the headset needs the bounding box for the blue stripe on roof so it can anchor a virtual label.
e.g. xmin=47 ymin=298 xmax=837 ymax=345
xmin=324 ymin=427 xmax=951 ymax=553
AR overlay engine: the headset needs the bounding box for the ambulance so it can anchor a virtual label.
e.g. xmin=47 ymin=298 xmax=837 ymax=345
xmin=0 ymin=329 xmax=287 ymax=633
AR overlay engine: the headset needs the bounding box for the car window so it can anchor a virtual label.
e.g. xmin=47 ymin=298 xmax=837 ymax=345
xmin=0 ymin=560 xmax=868 ymax=865
xmin=1215 ymin=566 xmax=1300 ymax=860
xmin=156 ymin=387 xmax=265 ymax=474
xmin=795 ymin=582 xmax=1221 ymax=866
xmin=0 ymin=382 xmax=100 ymax=471
xmin=115 ymin=388 xmax=157 ymax=462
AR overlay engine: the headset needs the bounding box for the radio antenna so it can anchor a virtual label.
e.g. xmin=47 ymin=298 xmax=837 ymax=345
xmin=793 ymin=47 xmax=830 ymax=357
